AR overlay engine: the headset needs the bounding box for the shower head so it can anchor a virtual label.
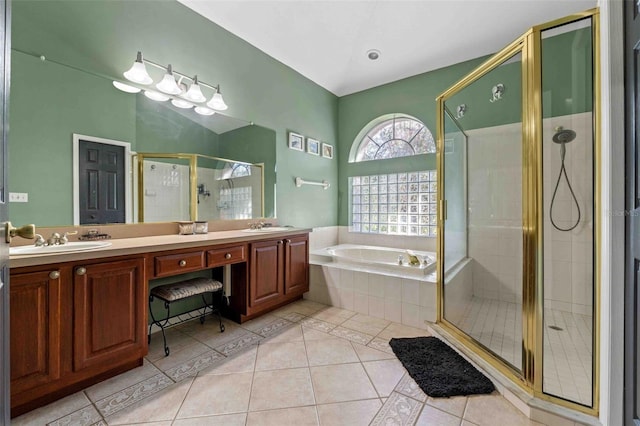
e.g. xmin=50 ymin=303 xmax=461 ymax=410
xmin=552 ymin=126 xmax=576 ymax=144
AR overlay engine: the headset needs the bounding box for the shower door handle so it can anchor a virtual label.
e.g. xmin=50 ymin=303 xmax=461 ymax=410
xmin=439 ymin=200 xmax=447 ymax=221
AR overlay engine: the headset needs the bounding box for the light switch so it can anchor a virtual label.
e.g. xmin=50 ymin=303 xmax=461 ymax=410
xmin=9 ymin=192 xmax=28 ymax=202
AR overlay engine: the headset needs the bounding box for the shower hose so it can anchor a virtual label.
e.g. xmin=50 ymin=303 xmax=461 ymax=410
xmin=549 ymin=143 xmax=581 ymax=232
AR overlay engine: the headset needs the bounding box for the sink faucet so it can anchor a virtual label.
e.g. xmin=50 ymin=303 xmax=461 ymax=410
xmin=249 ymin=221 xmax=267 ymax=230
xmin=45 ymin=231 xmax=78 ymax=246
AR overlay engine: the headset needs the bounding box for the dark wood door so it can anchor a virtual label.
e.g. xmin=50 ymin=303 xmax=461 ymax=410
xmin=0 ymin=0 xmax=10 ymax=422
xmin=79 ymin=140 xmax=125 ymax=225
xmin=9 ymin=270 xmax=61 ymax=396
xmin=249 ymin=239 xmax=283 ymax=308
xmin=626 ymin=0 xmax=640 ymax=422
xmin=73 ymin=258 xmax=146 ymax=372
xmin=284 ymin=235 xmax=309 ymax=295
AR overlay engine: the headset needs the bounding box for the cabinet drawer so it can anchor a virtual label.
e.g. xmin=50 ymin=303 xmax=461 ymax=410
xmin=154 ymin=251 xmax=205 ymax=277
xmin=207 ymin=245 xmax=246 ymax=267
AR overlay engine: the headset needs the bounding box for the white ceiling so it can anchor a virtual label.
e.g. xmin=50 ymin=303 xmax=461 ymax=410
xmin=177 ymin=0 xmax=597 ymax=96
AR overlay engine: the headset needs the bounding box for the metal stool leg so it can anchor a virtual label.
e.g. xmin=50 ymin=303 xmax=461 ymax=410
xmin=149 ymin=294 xmax=171 ymax=357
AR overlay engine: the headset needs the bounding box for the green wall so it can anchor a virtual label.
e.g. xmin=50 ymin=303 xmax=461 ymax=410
xmin=336 ymin=56 xmax=486 ymax=226
xmin=9 ymin=53 xmax=137 ymax=225
xmin=10 ymin=0 xmax=338 ymax=228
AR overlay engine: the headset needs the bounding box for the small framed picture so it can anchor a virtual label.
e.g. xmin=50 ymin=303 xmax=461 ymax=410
xmin=288 ymin=132 xmax=304 ymax=151
xmin=321 ymin=143 xmax=334 ymax=159
xmin=307 ymin=138 xmax=320 ymax=155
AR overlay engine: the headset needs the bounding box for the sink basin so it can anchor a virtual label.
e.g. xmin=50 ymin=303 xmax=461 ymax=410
xmin=10 ymin=241 xmax=112 ymax=256
xmin=242 ymin=227 xmax=293 ymax=233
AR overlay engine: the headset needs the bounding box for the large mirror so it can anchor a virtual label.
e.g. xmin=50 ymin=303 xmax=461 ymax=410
xmin=8 ymin=4 xmax=276 ymax=227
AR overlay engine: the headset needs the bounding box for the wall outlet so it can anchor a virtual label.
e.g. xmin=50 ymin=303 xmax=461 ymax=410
xmin=9 ymin=192 xmax=28 ymax=202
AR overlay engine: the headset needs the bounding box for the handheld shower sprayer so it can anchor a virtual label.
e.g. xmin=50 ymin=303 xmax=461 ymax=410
xmin=549 ymin=126 xmax=580 ymax=232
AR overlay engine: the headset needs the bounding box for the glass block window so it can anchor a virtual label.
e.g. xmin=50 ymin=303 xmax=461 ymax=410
xmin=353 ymin=115 xmax=435 ymax=162
xmin=219 ymin=186 xmax=252 ymax=220
xmin=350 ymin=171 xmax=437 ymax=237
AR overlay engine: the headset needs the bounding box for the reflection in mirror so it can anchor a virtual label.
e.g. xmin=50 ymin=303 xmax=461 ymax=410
xmin=134 ymin=153 xmax=264 ymax=223
xmin=9 ymin=49 xmax=276 ymax=227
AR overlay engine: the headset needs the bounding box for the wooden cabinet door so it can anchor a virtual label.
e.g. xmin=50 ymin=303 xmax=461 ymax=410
xmin=10 ymin=269 xmax=62 ymax=394
xmin=249 ymin=239 xmax=283 ymax=308
xmin=284 ymin=235 xmax=309 ymax=295
xmin=73 ymin=258 xmax=146 ymax=372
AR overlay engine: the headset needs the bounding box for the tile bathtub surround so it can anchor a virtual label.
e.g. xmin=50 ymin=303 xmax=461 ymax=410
xmin=306 ymin=263 xmax=437 ymax=328
xmin=14 ymin=300 xmax=557 ymax=426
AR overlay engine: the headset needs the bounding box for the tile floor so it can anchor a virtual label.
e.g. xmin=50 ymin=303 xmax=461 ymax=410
xmin=456 ymin=297 xmax=592 ymax=405
xmin=14 ymin=299 xmax=546 ymax=426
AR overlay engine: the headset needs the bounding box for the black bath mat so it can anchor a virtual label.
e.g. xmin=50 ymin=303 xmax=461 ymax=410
xmin=389 ymin=336 xmax=495 ymax=397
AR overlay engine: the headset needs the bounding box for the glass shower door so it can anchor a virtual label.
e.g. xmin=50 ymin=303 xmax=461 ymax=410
xmin=441 ymin=50 xmax=524 ymax=373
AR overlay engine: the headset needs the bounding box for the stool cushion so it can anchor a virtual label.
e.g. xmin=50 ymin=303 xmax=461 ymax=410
xmin=151 ymin=277 xmax=223 ymax=302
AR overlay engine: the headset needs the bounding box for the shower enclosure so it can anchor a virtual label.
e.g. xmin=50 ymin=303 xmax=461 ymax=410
xmin=133 ymin=153 xmax=264 ymax=223
xmin=436 ymin=9 xmax=599 ymax=414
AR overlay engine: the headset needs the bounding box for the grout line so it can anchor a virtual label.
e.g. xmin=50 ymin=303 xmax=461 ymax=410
xmin=169 ymin=375 xmax=197 ymax=424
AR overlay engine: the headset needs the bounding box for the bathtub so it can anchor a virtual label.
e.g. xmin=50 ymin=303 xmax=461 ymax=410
xmin=324 ymin=244 xmax=436 ymax=277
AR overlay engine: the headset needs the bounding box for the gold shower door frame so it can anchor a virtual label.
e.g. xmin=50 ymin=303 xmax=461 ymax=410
xmin=135 ymin=152 xmax=264 ymax=222
xmin=435 ymin=8 xmax=600 ymax=416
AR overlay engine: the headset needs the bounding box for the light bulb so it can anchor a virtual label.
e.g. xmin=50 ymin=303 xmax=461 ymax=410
xmin=207 ymin=88 xmax=228 ymax=111
xmin=113 ymin=81 xmax=141 ymax=93
xmin=184 ymin=75 xmax=206 ymax=103
xmin=144 ymin=90 xmax=170 ymax=102
xmin=123 ymin=51 xmax=153 ymax=85
xmin=195 ymin=106 xmax=215 ymax=116
xmin=156 ymin=64 xmax=182 ymax=95
xmin=171 ymin=98 xmax=193 ymax=109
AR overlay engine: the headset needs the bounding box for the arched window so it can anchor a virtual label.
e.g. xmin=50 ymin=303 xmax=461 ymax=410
xmin=348 ymin=114 xmax=437 ymax=237
xmin=350 ymin=114 xmax=435 ymax=163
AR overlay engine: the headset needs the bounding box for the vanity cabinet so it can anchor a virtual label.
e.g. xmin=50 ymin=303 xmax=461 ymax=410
xmin=73 ymin=258 xmax=146 ymax=372
xmin=284 ymin=235 xmax=309 ymax=295
xmin=9 ymin=256 xmax=146 ymax=417
xmin=248 ymin=234 xmax=309 ymax=316
xmin=249 ymin=239 xmax=284 ymax=310
xmin=10 ymin=269 xmax=63 ymax=396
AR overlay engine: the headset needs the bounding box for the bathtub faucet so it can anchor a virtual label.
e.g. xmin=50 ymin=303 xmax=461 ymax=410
xmin=406 ymin=250 xmax=422 ymax=266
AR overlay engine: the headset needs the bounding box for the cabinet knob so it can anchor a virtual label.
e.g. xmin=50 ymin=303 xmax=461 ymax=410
xmin=76 ymin=267 xmax=86 ymax=276
xmin=225 ymin=253 xmax=232 ymax=259
xmin=49 ymin=270 xmax=60 ymax=280
xmin=179 ymin=260 xmax=187 ymax=267
xmin=277 ymin=240 xmax=283 ymax=245
xmin=285 ymin=239 xmax=291 ymax=244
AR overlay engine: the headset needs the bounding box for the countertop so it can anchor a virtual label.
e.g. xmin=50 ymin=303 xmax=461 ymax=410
xmin=10 ymin=227 xmax=311 ymax=268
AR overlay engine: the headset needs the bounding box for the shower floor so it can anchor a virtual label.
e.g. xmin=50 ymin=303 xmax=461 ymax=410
xmin=456 ymin=297 xmax=592 ymax=406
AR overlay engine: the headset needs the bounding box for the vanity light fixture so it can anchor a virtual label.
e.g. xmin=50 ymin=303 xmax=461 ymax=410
xmin=195 ymin=106 xmax=215 ymax=116
xmin=114 ymin=51 xmax=230 ymax=113
xmin=171 ymin=98 xmax=194 ymax=109
xmin=207 ymin=85 xmax=228 ymax=111
xmin=156 ymin=64 xmax=182 ymax=95
xmin=144 ymin=90 xmax=170 ymax=102
xmin=184 ymin=75 xmax=207 ymax=103
xmin=112 ymin=81 xmax=141 ymax=93
xmin=123 ymin=51 xmax=153 ymax=85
